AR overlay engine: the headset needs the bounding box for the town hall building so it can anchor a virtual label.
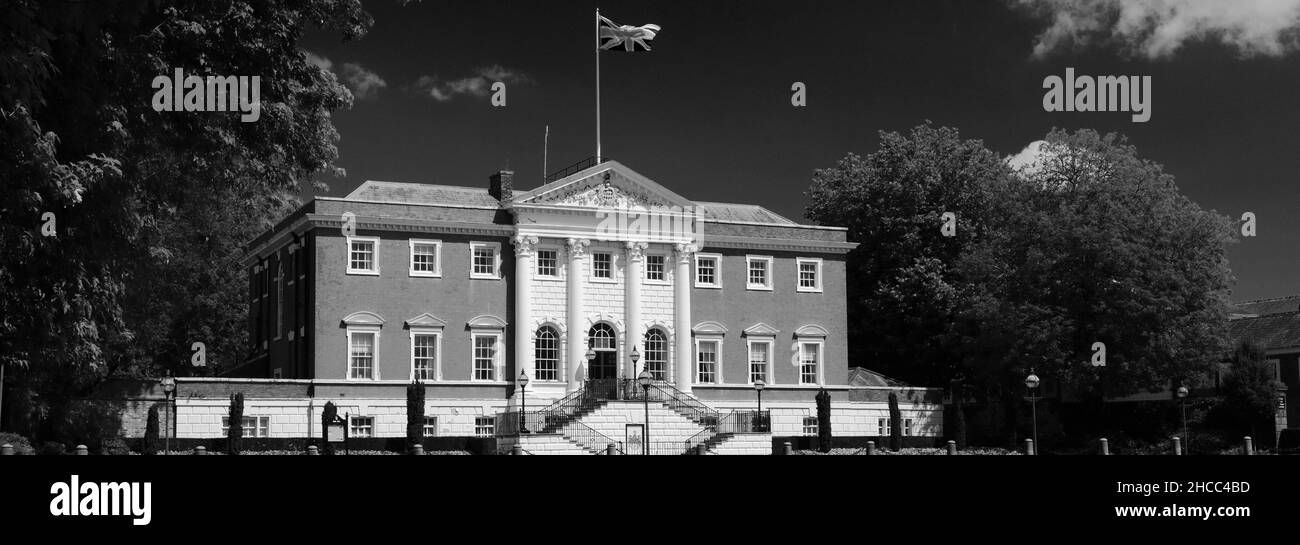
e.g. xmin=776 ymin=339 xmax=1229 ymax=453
xmin=170 ymin=159 xmax=943 ymax=454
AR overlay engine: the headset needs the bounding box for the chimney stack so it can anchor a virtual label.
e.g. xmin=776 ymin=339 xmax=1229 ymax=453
xmin=489 ymin=170 xmax=514 ymax=201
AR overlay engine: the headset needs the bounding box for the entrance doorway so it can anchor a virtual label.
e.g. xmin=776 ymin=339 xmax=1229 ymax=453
xmin=587 ymin=324 xmax=618 ymax=398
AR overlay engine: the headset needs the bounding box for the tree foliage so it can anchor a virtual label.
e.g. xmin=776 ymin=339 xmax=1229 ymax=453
xmin=888 ymin=392 xmax=903 ymax=451
xmin=1220 ymin=341 xmax=1281 ymax=438
xmin=0 ymin=0 xmax=370 ymax=438
xmin=227 ymin=392 xmax=243 ymax=455
xmin=815 ymin=388 xmax=832 ymax=453
xmin=143 ymin=403 xmax=160 ymax=455
xmin=805 ymin=125 xmax=1233 ymax=402
xmin=406 ymin=380 xmax=425 ymax=451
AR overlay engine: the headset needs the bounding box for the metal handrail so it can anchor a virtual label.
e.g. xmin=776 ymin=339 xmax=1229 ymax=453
xmin=684 ymin=410 xmax=771 ymax=453
xmin=545 ymin=156 xmax=608 ymax=183
xmin=559 ymin=419 xmax=623 ymax=454
xmin=631 ymin=380 xmax=720 ymax=424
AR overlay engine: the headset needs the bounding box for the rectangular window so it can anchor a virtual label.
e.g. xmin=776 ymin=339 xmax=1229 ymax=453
xmin=878 ymin=418 xmax=890 ymax=437
xmin=473 ymin=334 xmax=498 ymax=381
xmin=803 ymin=417 xmax=818 ymax=436
xmin=275 ymin=264 xmax=284 ymax=338
xmin=349 ymin=416 xmax=374 ymax=438
xmin=905 ymin=418 xmax=914 ymax=436
xmin=349 ymin=332 xmax=376 ymax=380
xmin=697 ymin=340 xmax=719 ymax=384
xmin=797 ymin=258 xmax=822 ymax=292
xmin=746 ymin=255 xmax=773 ymax=290
xmin=423 ymin=417 xmax=438 ymax=437
xmin=222 ymin=416 xmax=270 ymax=438
xmin=799 ymin=342 xmax=821 ymax=385
xmin=695 ymin=253 xmax=721 ymax=288
xmin=592 ymin=252 xmax=612 ymax=279
xmin=536 ymin=249 xmax=558 ymax=277
xmin=748 ymin=341 xmax=770 ymax=384
xmin=475 ymin=416 xmax=496 ymax=437
xmin=645 ymin=254 xmax=666 ymax=282
xmin=412 ymin=333 xmax=438 ymax=381
xmin=470 ymin=242 xmax=500 ymax=279
xmin=409 ymin=239 xmax=442 ymax=277
xmin=347 ymin=237 xmax=379 ymax=275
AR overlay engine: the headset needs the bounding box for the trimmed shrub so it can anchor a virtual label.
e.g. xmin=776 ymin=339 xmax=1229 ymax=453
xmin=0 ymin=432 xmax=35 ymax=455
xmin=407 ymin=381 xmax=426 ymax=452
xmin=321 ymin=401 xmax=338 ymax=455
xmin=227 ymin=392 xmax=244 ymax=455
xmin=40 ymin=441 xmax=65 ymax=455
xmin=101 ymin=437 xmax=132 ymax=455
xmin=888 ymin=392 xmax=903 ymax=451
xmin=143 ymin=404 xmax=161 ymax=455
xmin=815 ymin=388 xmax=832 ymax=453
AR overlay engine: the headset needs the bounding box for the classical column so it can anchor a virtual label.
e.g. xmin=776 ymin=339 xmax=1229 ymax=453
xmin=624 ymin=242 xmax=647 ymax=379
xmin=565 ymin=238 xmax=590 ymax=392
xmin=673 ymin=243 xmax=695 ymax=393
xmin=511 ymin=235 xmax=538 ymax=385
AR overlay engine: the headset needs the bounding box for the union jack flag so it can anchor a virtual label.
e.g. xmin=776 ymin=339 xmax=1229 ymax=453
xmin=599 ymin=15 xmax=661 ymax=52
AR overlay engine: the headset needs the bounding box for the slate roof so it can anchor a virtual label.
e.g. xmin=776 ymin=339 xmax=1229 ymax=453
xmin=1229 ymin=295 xmax=1300 ymax=318
xmin=345 ymin=180 xmax=500 ymax=208
xmin=847 ymin=367 xmax=912 ymax=387
xmin=1228 ymin=311 xmax=1300 ymax=351
xmin=695 ymin=202 xmax=797 ymax=225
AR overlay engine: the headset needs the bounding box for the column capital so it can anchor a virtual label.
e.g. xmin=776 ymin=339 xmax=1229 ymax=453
xmin=673 ymin=243 xmax=697 ymax=264
xmin=624 ymin=241 xmax=648 ymax=262
xmin=512 ymin=235 xmax=540 ymax=257
xmin=566 ymin=237 xmax=591 ymax=259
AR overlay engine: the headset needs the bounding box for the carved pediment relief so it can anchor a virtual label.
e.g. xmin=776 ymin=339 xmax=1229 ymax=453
xmin=534 ymin=171 xmax=667 ymax=209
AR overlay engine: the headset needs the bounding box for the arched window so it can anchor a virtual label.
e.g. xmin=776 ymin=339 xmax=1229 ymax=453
xmin=644 ymin=329 xmax=668 ymax=381
xmin=535 ymin=326 xmax=559 ymax=381
xmin=589 ymin=323 xmax=616 ymax=351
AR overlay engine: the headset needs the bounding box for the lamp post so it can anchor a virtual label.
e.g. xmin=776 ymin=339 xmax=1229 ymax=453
xmin=1176 ymin=385 xmax=1189 ymax=454
xmin=638 ymin=369 xmax=652 ymax=455
xmin=160 ymin=372 xmax=176 ymax=455
xmin=754 ymin=379 xmax=766 ymax=432
xmin=1025 ymin=368 xmax=1040 ymax=455
xmin=517 ymin=371 xmax=530 ymax=434
xmin=629 ymin=346 xmax=641 ymax=399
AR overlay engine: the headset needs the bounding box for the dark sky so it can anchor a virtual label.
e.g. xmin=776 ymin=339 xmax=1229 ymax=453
xmin=302 ymin=0 xmax=1300 ymax=302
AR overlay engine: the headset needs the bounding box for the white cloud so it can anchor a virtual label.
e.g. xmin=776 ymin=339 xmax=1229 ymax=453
xmin=339 ymin=63 xmax=387 ymax=100
xmin=1007 ymin=140 xmax=1049 ymax=175
xmin=303 ymin=51 xmax=386 ymax=100
xmin=1013 ymin=0 xmax=1300 ymax=59
xmin=413 ymin=65 xmax=531 ymax=102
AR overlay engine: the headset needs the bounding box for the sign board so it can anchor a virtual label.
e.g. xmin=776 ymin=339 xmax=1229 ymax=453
xmin=625 ymin=424 xmax=644 ymax=455
xmin=326 ymin=422 xmax=345 ymax=443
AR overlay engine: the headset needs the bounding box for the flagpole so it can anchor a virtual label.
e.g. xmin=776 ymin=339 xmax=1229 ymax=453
xmin=595 ymin=7 xmax=601 ymax=163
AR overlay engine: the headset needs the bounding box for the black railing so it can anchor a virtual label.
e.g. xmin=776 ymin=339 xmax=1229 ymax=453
xmin=684 ymin=410 xmax=771 ymax=453
xmin=496 ymin=387 xmax=601 ymax=437
xmin=545 ymin=156 xmax=608 ymax=182
xmin=648 ymin=380 xmax=720 ymax=425
xmin=559 ymin=419 xmax=623 ymax=454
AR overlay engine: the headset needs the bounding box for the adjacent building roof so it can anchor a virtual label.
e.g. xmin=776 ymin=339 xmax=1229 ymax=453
xmin=345 ymin=180 xmax=500 ymax=208
xmin=1228 ymin=311 xmax=1300 ymax=351
xmin=1229 ymin=295 xmax=1300 ymax=319
xmin=847 ymin=367 xmax=912 ymax=388
xmin=695 ymin=202 xmax=796 ymax=225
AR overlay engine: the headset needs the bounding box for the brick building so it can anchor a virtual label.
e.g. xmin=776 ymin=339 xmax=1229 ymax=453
xmin=171 ymin=160 xmax=943 ymax=453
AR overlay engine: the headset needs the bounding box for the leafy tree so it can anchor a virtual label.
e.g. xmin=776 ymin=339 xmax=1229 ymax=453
xmin=407 ymin=380 xmax=425 ymax=452
xmin=321 ymin=401 xmax=337 ymax=455
xmin=1221 ymin=341 xmax=1281 ymax=440
xmin=0 ymin=0 xmax=370 ymax=440
xmin=815 ymin=388 xmax=832 ymax=453
xmin=888 ymin=392 xmax=903 ymax=451
xmin=227 ymin=392 xmax=243 ymax=455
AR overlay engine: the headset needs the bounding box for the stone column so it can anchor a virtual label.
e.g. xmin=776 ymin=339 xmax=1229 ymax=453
xmin=565 ymin=238 xmax=590 ymax=393
xmin=624 ymin=242 xmax=646 ymax=379
xmin=673 ymin=243 xmax=695 ymax=393
xmin=511 ymin=235 xmax=538 ymax=385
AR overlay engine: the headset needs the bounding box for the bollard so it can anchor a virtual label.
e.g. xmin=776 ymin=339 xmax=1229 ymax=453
xmin=75 ymin=444 xmax=89 ymax=456
xmin=0 ymin=444 xmax=13 ymax=456
xmin=306 ymin=445 xmax=319 ymax=455
xmin=605 ymin=443 xmax=615 ymax=456
xmin=696 ymin=444 xmax=707 ymax=456
xmin=1243 ymin=436 xmax=1253 ymax=456
xmin=193 ymin=446 xmax=206 ymax=456
xmin=865 ymin=441 xmax=875 ymax=455
xmin=783 ymin=441 xmax=792 ymax=456
xmin=1099 ymin=438 xmax=1109 ymax=456
xmin=1024 ymin=439 xmax=1034 ymax=456
xmin=411 ymin=444 xmax=424 ymax=456
xmin=1172 ymin=436 xmax=1182 ymax=456
xmin=513 ymin=444 xmax=523 ymax=456
xmin=947 ymin=440 xmax=957 ymax=455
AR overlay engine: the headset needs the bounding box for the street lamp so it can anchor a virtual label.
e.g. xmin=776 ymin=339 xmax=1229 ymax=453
xmin=1025 ymin=368 xmax=1040 ymax=455
xmin=160 ymin=371 xmax=176 ymax=455
xmin=629 ymin=346 xmax=641 ymax=399
xmin=754 ymin=379 xmax=766 ymax=431
xmin=1176 ymin=385 xmax=1189 ymax=454
xmin=638 ymin=369 xmax=652 ymax=455
xmin=517 ymin=371 xmax=530 ymax=434
xmin=584 ymin=347 xmax=596 ymax=397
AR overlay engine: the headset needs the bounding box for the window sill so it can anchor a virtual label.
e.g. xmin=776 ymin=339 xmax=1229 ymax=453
xmin=410 ymin=271 xmax=443 ymax=278
xmin=797 ymin=288 xmax=824 ymax=293
xmin=590 ymin=277 xmax=616 ymax=284
xmin=746 ymin=285 xmax=774 ymax=291
xmin=694 ymin=283 xmax=722 ymax=289
xmin=470 ymin=274 xmax=501 ymax=280
xmin=346 ymin=270 xmax=380 ymax=276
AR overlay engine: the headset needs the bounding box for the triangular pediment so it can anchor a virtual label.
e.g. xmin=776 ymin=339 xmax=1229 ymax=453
xmin=743 ymin=323 xmax=781 ymax=337
xmin=405 ymin=313 xmax=447 ymax=329
xmin=512 ymin=161 xmax=695 ymax=210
